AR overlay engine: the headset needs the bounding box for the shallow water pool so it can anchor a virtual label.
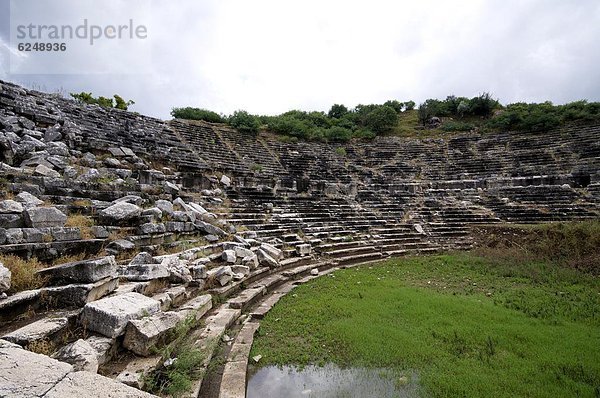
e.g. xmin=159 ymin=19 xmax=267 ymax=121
xmin=246 ymin=363 xmax=419 ymax=398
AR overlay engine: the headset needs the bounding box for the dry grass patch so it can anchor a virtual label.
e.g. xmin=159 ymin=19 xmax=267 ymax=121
xmin=0 ymin=254 xmax=47 ymax=294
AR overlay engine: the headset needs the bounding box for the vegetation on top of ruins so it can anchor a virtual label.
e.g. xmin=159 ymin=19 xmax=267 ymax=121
xmin=251 ymin=221 xmax=600 ymax=398
xmin=171 ymin=93 xmax=600 ymax=142
xmin=70 ymin=92 xmax=135 ymax=110
xmin=171 ymin=107 xmax=225 ymax=123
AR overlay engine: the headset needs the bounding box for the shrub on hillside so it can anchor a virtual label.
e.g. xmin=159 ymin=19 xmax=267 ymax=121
xmin=71 ymin=92 xmax=135 ymax=110
xmin=364 ymin=105 xmax=398 ymax=133
xmin=170 ymin=107 xmax=225 ymax=123
xmin=228 ymin=110 xmax=260 ymax=134
xmin=328 ymin=104 xmax=349 ymax=119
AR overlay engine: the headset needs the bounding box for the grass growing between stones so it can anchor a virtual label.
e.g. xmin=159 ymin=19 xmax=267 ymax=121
xmin=144 ymin=316 xmax=206 ymax=397
xmin=251 ymin=253 xmax=600 ymax=397
xmin=0 ymin=254 xmax=47 ymax=294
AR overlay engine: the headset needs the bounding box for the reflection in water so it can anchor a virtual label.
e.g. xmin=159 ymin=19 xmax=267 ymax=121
xmin=247 ymin=364 xmax=420 ymax=398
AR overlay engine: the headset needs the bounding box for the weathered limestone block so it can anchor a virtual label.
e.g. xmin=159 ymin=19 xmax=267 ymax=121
xmin=195 ymin=219 xmax=227 ymax=236
xmin=81 ymin=292 xmax=161 ymax=338
xmin=0 ymin=199 xmax=23 ymax=214
xmin=231 ymin=265 xmax=250 ymax=276
xmin=257 ymin=248 xmax=279 ymax=268
xmin=34 ymin=164 xmax=61 ymax=178
xmin=98 ymin=202 xmax=141 ymax=225
xmin=50 ymin=227 xmax=81 ymax=241
xmin=0 ymin=339 xmax=74 ymax=398
xmin=260 ymin=242 xmax=283 ymax=260
xmin=207 ymin=266 xmax=234 ymax=286
xmin=2 ymin=317 xmax=68 ymax=346
xmin=52 ymin=339 xmax=99 ymax=372
xmin=296 ymin=243 xmax=312 ymax=256
xmin=242 ymin=254 xmax=259 ymax=269
xmin=130 ymin=251 xmax=156 ymax=265
xmin=177 ymin=294 xmax=213 ymax=320
xmin=138 ymin=222 xmax=166 ymax=235
xmin=222 ymin=249 xmax=236 ymax=263
xmin=44 ymin=371 xmax=159 ymax=398
xmin=85 ymin=335 xmax=116 ymax=366
xmin=123 ymin=311 xmax=184 ymax=356
xmin=21 ymin=227 xmax=44 ymax=243
xmin=23 ymin=206 xmax=67 ymax=228
xmin=191 ymin=263 xmax=207 ymax=280
xmin=0 ymin=214 xmax=23 ymax=228
xmin=37 ymin=256 xmax=117 ymax=284
xmin=91 ymin=225 xmax=109 ymax=238
xmin=5 ymin=228 xmax=24 ymax=244
xmin=112 ymin=195 xmax=144 ymax=206
xmin=414 ymin=223 xmax=425 ymax=234
xmin=234 ymin=246 xmax=254 ymax=259
xmin=220 ymin=174 xmax=231 ymax=186
xmin=119 ymin=264 xmax=170 ymax=281
xmin=15 ymin=191 xmax=44 ymax=208
xmin=42 ymin=277 xmax=119 ymax=308
xmin=0 ymin=262 xmax=11 ymax=293
xmin=155 ymin=199 xmax=173 ymax=214
xmin=106 ymin=239 xmax=135 ymax=253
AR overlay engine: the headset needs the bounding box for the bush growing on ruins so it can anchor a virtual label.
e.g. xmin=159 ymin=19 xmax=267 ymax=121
xmin=328 ymin=103 xmax=349 ymax=118
xmin=364 ymin=105 xmax=399 ymax=133
xmin=170 ymin=107 xmax=225 ymax=123
xmin=384 ymin=100 xmax=404 ymax=113
xmin=442 ymin=121 xmax=475 ymax=132
xmin=324 ymin=126 xmax=353 ymax=142
xmin=486 ymin=100 xmax=600 ymax=132
xmin=228 ymin=110 xmax=260 ymax=134
xmin=70 ymin=92 xmax=135 ymax=110
xmin=404 ymin=100 xmax=416 ymax=110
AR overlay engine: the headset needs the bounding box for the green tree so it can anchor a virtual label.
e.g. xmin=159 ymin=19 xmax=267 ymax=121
xmin=228 ymin=110 xmax=260 ymax=134
xmin=364 ymin=105 xmax=398 ymax=133
xmin=328 ymin=104 xmax=349 ymax=119
xmin=404 ymin=100 xmax=416 ymax=111
xmin=171 ymin=107 xmax=224 ymax=123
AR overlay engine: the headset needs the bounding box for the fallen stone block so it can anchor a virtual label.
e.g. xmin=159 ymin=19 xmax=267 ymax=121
xmin=23 ymin=206 xmax=67 ymax=228
xmin=15 ymin=191 xmax=44 ymax=208
xmin=207 ymin=266 xmax=234 ymax=286
xmin=296 ymin=243 xmax=312 ymax=256
xmin=260 ymin=242 xmax=283 ymax=260
xmin=34 ymin=164 xmax=61 ymax=178
xmin=85 ymin=335 xmax=116 ymax=366
xmin=257 ymin=248 xmax=279 ymax=268
xmin=81 ymin=292 xmax=161 ymax=338
xmin=44 ymin=370 xmax=159 ymax=398
xmin=42 ymin=277 xmax=119 ymax=308
xmin=222 ymin=249 xmax=236 ymax=263
xmin=0 ymin=339 xmax=73 ymax=398
xmin=0 ymin=289 xmax=41 ymax=322
xmin=0 ymin=199 xmax=23 ymax=214
xmin=120 ymin=264 xmax=170 ymax=281
xmin=195 ymin=219 xmax=227 ymax=236
xmin=98 ymin=202 xmax=141 ymax=225
xmin=37 ymin=256 xmax=117 ymax=284
xmin=0 ymin=213 xmax=24 ymax=228
xmin=52 ymin=339 xmax=99 ymax=372
xmin=3 ymin=317 xmax=68 ymax=346
xmin=178 ymin=294 xmax=213 ymax=320
xmin=124 ymin=311 xmax=185 ymax=356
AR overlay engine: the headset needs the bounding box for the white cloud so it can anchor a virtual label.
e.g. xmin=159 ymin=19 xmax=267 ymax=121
xmin=2 ymin=0 xmax=599 ymax=119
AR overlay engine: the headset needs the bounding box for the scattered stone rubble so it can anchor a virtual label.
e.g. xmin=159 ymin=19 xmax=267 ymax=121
xmin=0 ymin=80 xmax=598 ymax=397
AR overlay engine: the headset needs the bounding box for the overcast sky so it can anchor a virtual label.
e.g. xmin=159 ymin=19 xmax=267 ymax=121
xmin=1 ymin=0 xmax=599 ymax=119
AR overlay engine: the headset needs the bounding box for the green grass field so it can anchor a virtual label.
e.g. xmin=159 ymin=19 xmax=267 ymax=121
xmin=251 ymin=253 xmax=600 ymax=397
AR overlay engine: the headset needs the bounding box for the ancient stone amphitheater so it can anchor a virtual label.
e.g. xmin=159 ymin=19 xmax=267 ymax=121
xmin=0 ymin=80 xmax=598 ymax=397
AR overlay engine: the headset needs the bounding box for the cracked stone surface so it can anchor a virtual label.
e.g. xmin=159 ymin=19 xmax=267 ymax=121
xmin=0 ymin=339 xmax=73 ymax=398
